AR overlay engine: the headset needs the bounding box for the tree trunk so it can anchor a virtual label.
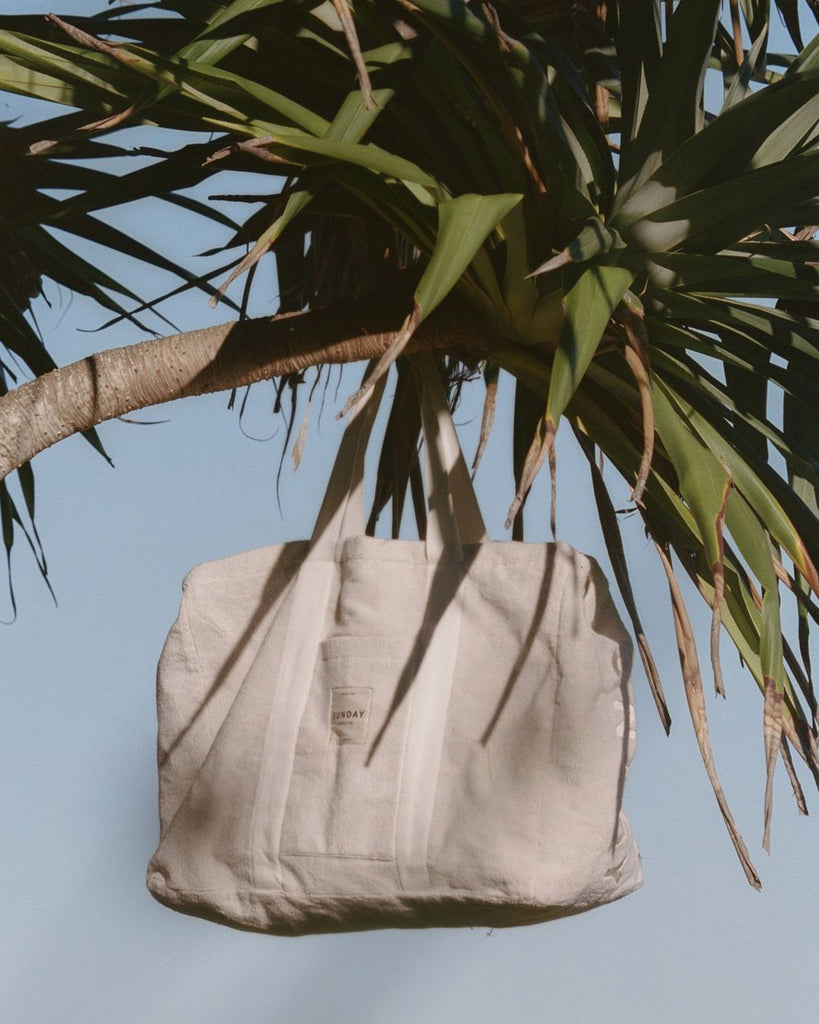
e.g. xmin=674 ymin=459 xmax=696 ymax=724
xmin=0 ymin=292 xmax=489 ymax=483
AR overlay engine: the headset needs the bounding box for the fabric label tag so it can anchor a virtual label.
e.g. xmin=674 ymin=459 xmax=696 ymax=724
xmin=330 ymin=687 xmax=373 ymax=745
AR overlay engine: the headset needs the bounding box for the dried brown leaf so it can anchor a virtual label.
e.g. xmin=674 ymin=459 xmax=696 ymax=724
xmin=472 ymin=369 xmax=498 ymax=478
xmin=594 ymin=83 xmax=610 ymax=128
xmin=620 ymin=314 xmax=654 ymax=506
xmin=505 ymin=415 xmax=557 ymax=535
xmin=338 ymin=301 xmax=422 ymax=417
xmin=331 ymin=0 xmax=375 ymax=111
xmin=577 ymin=429 xmax=671 ymax=732
xmin=46 ymin=13 xmax=135 ymax=63
xmin=779 ymin=736 xmax=809 ymax=816
xmin=291 ymin=402 xmax=311 ymax=470
xmin=210 ymin=236 xmax=275 ymax=308
xmin=709 ymin=481 xmax=732 ymax=699
xmin=655 ymin=541 xmax=761 ymax=889
xmin=205 ymin=136 xmax=291 ymax=167
xmin=763 ymin=675 xmax=784 ymax=851
xmin=781 ymin=708 xmax=819 ymax=788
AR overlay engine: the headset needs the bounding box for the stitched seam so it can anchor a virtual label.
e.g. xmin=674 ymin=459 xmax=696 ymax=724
xmin=529 ymin=552 xmax=578 ymax=900
xmin=178 ymin=598 xmax=202 ymax=677
xmin=247 ymin=589 xmax=300 ymax=891
xmin=275 ymin=851 xmax=393 ymax=861
xmin=150 ymin=879 xmax=601 ymax=905
xmin=422 ymin=589 xmax=466 ymax=881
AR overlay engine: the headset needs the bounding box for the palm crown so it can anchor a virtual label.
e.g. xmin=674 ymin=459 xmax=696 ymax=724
xmin=2 ymin=0 xmax=819 ymax=885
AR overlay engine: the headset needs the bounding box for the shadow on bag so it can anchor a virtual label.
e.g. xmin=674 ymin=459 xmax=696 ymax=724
xmin=147 ymin=355 xmax=642 ymax=934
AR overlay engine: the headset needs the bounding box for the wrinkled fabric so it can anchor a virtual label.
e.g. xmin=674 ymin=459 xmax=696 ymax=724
xmin=147 ymin=364 xmax=641 ymax=935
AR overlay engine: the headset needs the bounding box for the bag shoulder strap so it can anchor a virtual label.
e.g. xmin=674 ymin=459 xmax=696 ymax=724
xmin=309 ymin=356 xmax=488 ymax=562
xmin=309 ymin=366 xmax=387 ymax=559
xmin=415 ymin=355 xmax=487 ymax=561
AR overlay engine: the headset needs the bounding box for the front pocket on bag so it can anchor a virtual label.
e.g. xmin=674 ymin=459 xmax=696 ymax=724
xmin=279 ymin=635 xmax=417 ymax=860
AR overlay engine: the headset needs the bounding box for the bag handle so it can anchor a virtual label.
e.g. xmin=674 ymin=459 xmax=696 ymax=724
xmin=308 ymin=365 xmax=388 ymax=559
xmin=308 ymin=356 xmax=487 ymax=562
xmin=415 ymin=355 xmax=487 ymax=561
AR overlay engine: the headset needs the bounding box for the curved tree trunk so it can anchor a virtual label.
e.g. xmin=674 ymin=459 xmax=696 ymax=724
xmin=0 ymin=292 xmax=489 ymax=482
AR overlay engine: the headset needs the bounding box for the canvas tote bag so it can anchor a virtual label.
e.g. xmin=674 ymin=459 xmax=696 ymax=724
xmin=147 ymin=357 xmax=642 ymax=934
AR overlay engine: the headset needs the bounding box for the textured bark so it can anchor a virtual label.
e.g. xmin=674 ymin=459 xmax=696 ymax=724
xmin=0 ymin=293 xmax=489 ymax=482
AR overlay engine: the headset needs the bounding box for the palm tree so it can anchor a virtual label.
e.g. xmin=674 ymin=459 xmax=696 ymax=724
xmin=2 ymin=0 xmax=819 ymax=886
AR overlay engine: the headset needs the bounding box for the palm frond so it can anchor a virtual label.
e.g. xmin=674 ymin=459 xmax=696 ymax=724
xmin=1 ymin=0 xmax=819 ymax=878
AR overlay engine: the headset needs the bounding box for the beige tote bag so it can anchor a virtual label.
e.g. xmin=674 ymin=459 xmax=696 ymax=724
xmin=147 ymin=358 xmax=642 ymax=934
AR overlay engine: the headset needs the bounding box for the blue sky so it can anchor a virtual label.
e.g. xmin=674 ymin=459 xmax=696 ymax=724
xmin=2 ymin=4 xmax=818 ymax=1022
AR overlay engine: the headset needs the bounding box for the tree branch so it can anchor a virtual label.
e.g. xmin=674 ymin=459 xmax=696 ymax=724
xmin=0 ymin=293 xmax=489 ymax=482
